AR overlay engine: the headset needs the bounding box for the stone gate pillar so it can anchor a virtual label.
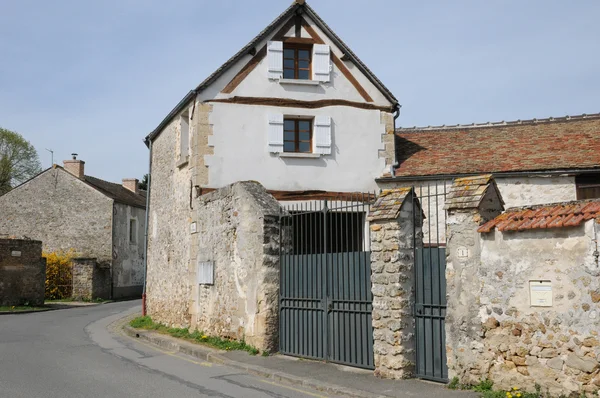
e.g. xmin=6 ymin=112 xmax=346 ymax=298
xmin=368 ymin=187 xmax=421 ymax=379
xmin=444 ymin=175 xmax=504 ymax=384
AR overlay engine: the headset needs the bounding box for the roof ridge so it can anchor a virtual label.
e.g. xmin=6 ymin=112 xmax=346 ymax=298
xmin=396 ymin=112 xmax=600 ymax=132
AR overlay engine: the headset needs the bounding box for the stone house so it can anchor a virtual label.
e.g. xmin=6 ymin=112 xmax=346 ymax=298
xmin=145 ymin=0 xmax=397 ymax=331
xmin=0 ymin=156 xmax=146 ymax=299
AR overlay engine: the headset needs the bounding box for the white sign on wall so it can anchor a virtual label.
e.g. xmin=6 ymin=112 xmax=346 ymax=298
xmin=11 ymin=251 xmax=21 ymax=257
xmin=190 ymin=222 xmax=197 ymax=234
xmin=530 ymin=280 xmax=553 ymax=307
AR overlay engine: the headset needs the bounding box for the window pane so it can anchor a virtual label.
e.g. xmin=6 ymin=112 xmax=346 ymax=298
xmin=283 ymin=69 xmax=295 ymax=79
xmin=299 ymin=131 xmax=310 ymax=141
xmin=284 ymin=131 xmax=296 ymax=141
xmin=298 ymin=50 xmax=310 ymax=59
xmin=284 ymin=59 xmax=295 ymax=68
xmin=298 ymin=70 xmax=309 ymax=80
xmin=284 ymin=142 xmax=295 ymax=152
xmin=298 ymin=60 xmax=309 ymax=70
xmin=284 ymin=120 xmax=295 ymax=131
xmin=284 ymin=49 xmax=295 ymax=58
xmin=298 ymin=120 xmax=311 ymax=131
xmin=299 ymin=142 xmax=311 ymax=153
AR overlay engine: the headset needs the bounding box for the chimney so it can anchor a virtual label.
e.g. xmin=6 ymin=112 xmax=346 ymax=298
xmin=122 ymin=178 xmax=139 ymax=195
xmin=63 ymin=153 xmax=85 ymax=179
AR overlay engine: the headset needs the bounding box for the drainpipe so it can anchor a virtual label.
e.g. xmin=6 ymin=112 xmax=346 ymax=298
xmin=389 ymin=104 xmax=401 ymax=175
xmin=142 ymin=140 xmax=152 ymax=316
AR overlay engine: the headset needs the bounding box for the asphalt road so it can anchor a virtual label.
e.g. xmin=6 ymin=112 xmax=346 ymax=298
xmin=0 ymin=300 xmax=342 ymax=398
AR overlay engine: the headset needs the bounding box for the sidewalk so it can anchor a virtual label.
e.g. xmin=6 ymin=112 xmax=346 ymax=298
xmin=122 ymin=324 xmax=477 ymax=398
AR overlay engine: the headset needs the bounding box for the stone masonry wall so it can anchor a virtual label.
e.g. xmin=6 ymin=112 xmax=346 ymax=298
xmin=190 ymin=182 xmax=281 ymax=352
xmin=0 ymin=239 xmax=45 ymax=306
xmin=0 ymin=167 xmax=114 ymax=266
xmin=146 ymin=116 xmax=193 ymax=327
xmin=446 ymin=191 xmax=600 ymax=396
xmin=378 ymin=111 xmax=396 ymax=169
xmin=370 ymin=194 xmax=420 ymax=379
xmin=111 ymin=203 xmax=145 ymax=298
xmin=72 ymin=258 xmax=111 ymax=300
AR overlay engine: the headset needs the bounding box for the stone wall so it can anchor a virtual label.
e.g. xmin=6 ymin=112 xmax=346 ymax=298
xmin=0 ymin=167 xmax=114 ymax=265
xmin=146 ymin=115 xmax=194 ymax=327
xmin=72 ymin=258 xmax=111 ymax=300
xmin=0 ymin=239 xmax=46 ymax=306
xmin=190 ymin=182 xmax=281 ymax=352
xmin=111 ymin=203 xmax=145 ymax=298
xmin=445 ymin=180 xmax=600 ymax=396
xmin=369 ymin=188 xmax=420 ymax=379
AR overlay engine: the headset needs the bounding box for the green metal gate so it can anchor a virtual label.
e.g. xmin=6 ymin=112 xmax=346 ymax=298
xmin=279 ymin=195 xmax=375 ymax=369
xmin=414 ymin=183 xmax=449 ymax=382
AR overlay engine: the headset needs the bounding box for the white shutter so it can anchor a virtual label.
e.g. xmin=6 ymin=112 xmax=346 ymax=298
xmin=267 ymin=41 xmax=283 ymax=80
xmin=314 ymin=116 xmax=332 ymax=155
xmin=312 ymin=44 xmax=331 ymax=82
xmin=268 ymin=114 xmax=284 ymax=153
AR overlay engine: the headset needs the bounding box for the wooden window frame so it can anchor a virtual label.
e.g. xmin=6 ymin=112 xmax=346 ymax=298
xmin=284 ymin=118 xmax=313 ymax=153
xmin=283 ymin=44 xmax=312 ymax=80
xmin=576 ymin=174 xmax=600 ymax=200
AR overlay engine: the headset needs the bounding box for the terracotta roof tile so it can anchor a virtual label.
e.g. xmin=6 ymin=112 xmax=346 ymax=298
xmin=393 ymin=115 xmax=600 ymax=177
xmin=478 ymin=198 xmax=600 ymax=233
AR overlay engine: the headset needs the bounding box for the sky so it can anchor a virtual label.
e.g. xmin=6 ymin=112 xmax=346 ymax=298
xmin=1 ymin=0 xmax=599 ymax=183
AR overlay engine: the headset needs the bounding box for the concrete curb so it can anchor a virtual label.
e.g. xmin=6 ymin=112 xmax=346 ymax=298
xmin=123 ymin=325 xmax=390 ymax=398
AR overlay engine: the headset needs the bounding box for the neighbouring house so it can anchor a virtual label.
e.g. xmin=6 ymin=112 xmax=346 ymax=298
xmin=0 ymin=155 xmax=146 ymax=299
xmin=378 ymin=113 xmax=600 ymax=243
xmin=145 ymin=0 xmax=397 ymax=344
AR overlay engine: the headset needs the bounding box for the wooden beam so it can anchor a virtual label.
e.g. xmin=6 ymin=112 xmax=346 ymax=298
xmin=282 ymin=37 xmax=315 ymax=45
xmin=207 ymin=96 xmax=393 ymax=112
xmin=221 ymin=17 xmax=296 ymax=94
xmin=300 ymin=18 xmax=374 ymax=103
xmin=198 ymin=187 xmax=375 ymax=202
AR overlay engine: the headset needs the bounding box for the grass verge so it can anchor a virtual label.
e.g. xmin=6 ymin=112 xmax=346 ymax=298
xmin=0 ymin=305 xmax=48 ymax=313
xmin=448 ymin=377 xmax=596 ymax=398
xmin=129 ymin=316 xmax=262 ymax=356
xmin=45 ymin=297 xmax=110 ymax=303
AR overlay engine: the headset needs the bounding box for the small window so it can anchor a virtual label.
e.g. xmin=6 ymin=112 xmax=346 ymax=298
xmin=283 ymin=44 xmax=312 ymax=80
xmin=179 ymin=113 xmax=190 ymax=159
xmin=284 ymin=119 xmax=312 ymax=153
xmin=129 ymin=219 xmax=137 ymax=244
xmin=576 ymin=174 xmax=600 ymax=200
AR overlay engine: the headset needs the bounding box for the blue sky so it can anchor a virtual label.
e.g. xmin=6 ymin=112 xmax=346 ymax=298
xmin=1 ymin=0 xmax=599 ymax=182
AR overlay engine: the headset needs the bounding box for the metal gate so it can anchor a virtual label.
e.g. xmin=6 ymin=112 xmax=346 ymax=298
xmin=279 ymin=194 xmax=375 ymax=369
xmin=414 ymin=182 xmax=449 ymax=382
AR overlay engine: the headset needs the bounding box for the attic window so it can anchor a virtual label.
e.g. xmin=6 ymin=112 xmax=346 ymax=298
xmin=283 ymin=44 xmax=311 ymax=80
xmin=576 ymin=174 xmax=600 ymax=200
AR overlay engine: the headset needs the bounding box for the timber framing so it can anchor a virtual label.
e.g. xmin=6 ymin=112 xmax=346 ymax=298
xmin=197 ymin=187 xmax=376 ymax=202
xmin=299 ymin=18 xmax=374 ymax=102
xmin=207 ymin=96 xmax=393 ymax=112
xmin=222 ymin=17 xmax=297 ymax=94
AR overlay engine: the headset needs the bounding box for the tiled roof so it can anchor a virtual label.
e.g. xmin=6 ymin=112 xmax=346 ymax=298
xmin=478 ymin=199 xmax=600 ymax=233
xmin=393 ymin=113 xmax=600 ymax=178
xmin=367 ymin=187 xmax=414 ymax=221
xmin=445 ymin=175 xmax=503 ymax=210
xmin=84 ymin=176 xmax=147 ymax=209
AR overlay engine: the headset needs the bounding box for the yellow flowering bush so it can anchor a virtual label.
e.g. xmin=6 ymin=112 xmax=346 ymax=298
xmin=44 ymin=249 xmax=75 ymax=299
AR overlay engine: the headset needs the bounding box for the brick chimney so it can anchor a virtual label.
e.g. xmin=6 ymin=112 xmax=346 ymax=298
xmin=122 ymin=178 xmax=139 ymax=195
xmin=63 ymin=153 xmax=85 ymax=179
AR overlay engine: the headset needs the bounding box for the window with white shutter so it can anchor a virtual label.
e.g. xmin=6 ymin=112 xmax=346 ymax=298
xmin=314 ymin=116 xmax=332 ymax=155
xmin=312 ymin=44 xmax=331 ymax=82
xmin=267 ymin=41 xmax=283 ymax=80
xmin=268 ymin=113 xmax=284 ymax=153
